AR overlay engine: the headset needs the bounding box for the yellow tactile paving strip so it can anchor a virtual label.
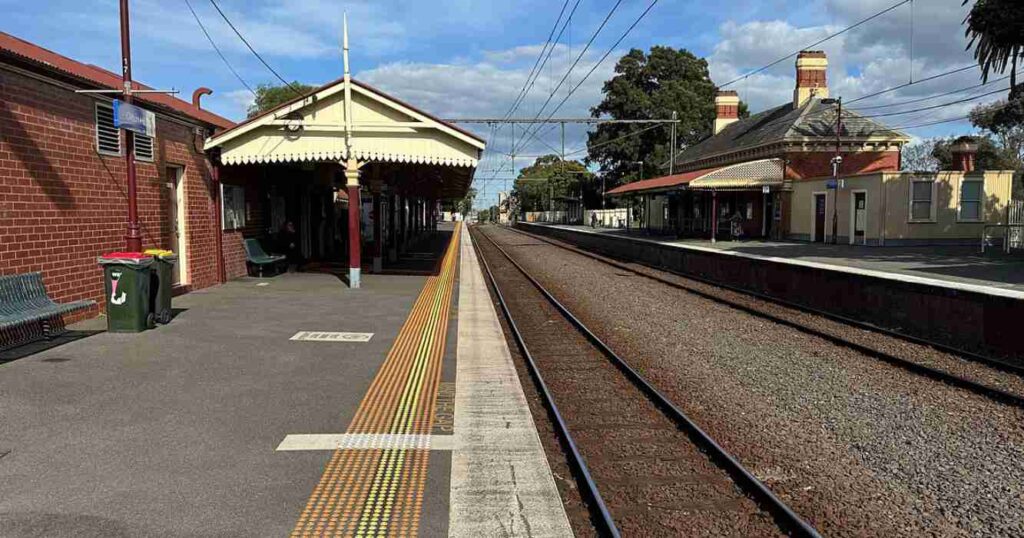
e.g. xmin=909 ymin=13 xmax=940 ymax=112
xmin=292 ymin=224 xmax=461 ymax=537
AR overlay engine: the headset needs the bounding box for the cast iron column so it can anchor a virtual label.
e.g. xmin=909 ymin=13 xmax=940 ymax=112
xmin=345 ymin=165 xmax=362 ymax=288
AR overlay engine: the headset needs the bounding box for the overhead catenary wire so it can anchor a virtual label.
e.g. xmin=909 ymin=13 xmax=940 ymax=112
xmin=502 ymin=0 xmax=580 ymax=122
xmin=184 ymin=0 xmax=256 ymax=98
xmin=515 ymin=0 xmax=661 ymax=155
xmin=719 ymin=0 xmax=912 ymax=89
xmin=512 ymin=0 xmax=628 ymax=153
xmin=849 ymin=72 xmax=1016 ymax=111
xmin=207 ymin=0 xmax=305 ymax=96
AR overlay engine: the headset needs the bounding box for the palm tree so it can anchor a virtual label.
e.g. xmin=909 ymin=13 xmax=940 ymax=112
xmin=963 ymin=0 xmax=1024 ymax=89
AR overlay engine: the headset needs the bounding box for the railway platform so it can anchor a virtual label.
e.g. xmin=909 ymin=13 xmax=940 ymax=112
xmin=0 ymin=223 xmax=571 ymax=537
xmin=533 ymin=223 xmax=1024 ymax=294
xmin=522 ymin=222 xmax=1024 ymax=359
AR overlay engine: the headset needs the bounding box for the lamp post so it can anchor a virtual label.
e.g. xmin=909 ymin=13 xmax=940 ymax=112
xmin=822 ymin=97 xmax=842 ymax=245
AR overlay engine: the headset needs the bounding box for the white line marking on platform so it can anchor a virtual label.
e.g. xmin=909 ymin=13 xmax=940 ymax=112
xmin=276 ymin=433 xmax=457 ymax=451
xmin=256 ymin=282 xmax=269 ymax=287
xmin=289 ymin=331 xmax=374 ymax=342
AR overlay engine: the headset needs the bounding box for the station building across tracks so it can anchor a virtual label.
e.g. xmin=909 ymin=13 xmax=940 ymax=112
xmin=606 ymin=50 xmax=1018 ymax=247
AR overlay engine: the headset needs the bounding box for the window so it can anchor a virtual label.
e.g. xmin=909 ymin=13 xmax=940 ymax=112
xmin=95 ymin=102 xmax=120 ymax=155
xmin=909 ymin=179 xmax=934 ymax=222
xmin=959 ymin=178 xmax=983 ymax=221
xmin=222 ymin=184 xmax=247 ymax=230
xmin=134 ymin=133 xmax=154 ymax=162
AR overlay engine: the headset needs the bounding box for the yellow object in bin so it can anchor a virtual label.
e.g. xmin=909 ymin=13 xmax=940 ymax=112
xmin=144 ymin=248 xmax=174 ymax=258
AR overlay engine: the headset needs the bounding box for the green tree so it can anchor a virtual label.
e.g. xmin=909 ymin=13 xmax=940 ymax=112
xmin=963 ymin=0 xmax=1024 ymax=145
xmin=512 ymin=155 xmax=594 ymax=212
xmin=247 ymin=82 xmax=316 ymax=118
xmin=586 ymin=46 xmax=748 ymax=191
xmin=970 ymin=101 xmax=1024 ymax=169
xmin=458 ymin=187 xmax=477 ymax=216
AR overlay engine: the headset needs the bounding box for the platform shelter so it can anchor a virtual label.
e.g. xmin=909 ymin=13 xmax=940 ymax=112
xmin=204 ymin=77 xmax=485 ymax=287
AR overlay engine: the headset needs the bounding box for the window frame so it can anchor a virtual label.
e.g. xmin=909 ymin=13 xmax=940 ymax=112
xmin=221 ymin=183 xmax=247 ymax=231
xmin=907 ymin=177 xmax=936 ymax=223
xmin=957 ymin=176 xmax=984 ymax=223
xmin=94 ymin=101 xmax=122 ymax=156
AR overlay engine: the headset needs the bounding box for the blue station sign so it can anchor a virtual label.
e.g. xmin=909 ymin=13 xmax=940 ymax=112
xmin=112 ymin=99 xmax=156 ymax=137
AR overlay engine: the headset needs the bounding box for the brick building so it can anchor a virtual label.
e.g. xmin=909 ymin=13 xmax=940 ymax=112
xmin=0 ymin=32 xmax=234 ymax=321
xmin=607 ymin=50 xmax=910 ymax=240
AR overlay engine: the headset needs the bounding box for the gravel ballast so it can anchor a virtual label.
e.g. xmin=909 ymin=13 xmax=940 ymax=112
xmin=479 ymin=225 xmax=1024 ymax=537
xmin=473 ymin=227 xmax=784 ymax=537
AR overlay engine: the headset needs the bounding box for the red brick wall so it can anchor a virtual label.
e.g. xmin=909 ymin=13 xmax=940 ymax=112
xmin=219 ymin=165 xmax=268 ymax=279
xmin=0 ymin=67 xmax=221 ymax=318
xmin=786 ymin=150 xmax=899 ymax=180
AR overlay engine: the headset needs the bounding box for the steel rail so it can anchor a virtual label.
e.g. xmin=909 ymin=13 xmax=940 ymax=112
xmin=470 ymin=230 xmax=620 ymax=537
xmin=473 ymin=225 xmax=823 ymax=538
xmin=508 ymin=225 xmax=1024 ymax=409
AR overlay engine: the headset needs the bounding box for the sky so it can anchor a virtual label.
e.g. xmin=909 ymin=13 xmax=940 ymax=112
xmin=1 ymin=0 xmax=1002 ymax=207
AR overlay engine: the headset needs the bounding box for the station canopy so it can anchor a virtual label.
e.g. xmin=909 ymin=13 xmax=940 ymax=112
xmin=606 ymin=158 xmax=786 ymax=196
xmin=204 ymin=77 xmax=486 ymax=199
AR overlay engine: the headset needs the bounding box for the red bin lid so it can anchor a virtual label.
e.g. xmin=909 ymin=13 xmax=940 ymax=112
xmin=100 ymin=251 xmax=150 ymax=260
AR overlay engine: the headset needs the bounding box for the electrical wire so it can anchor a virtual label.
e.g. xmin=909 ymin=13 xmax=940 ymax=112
xmin=184 ymin=0 xmax=256 ymax=98
xmin=207 ymin=0 xmax=305 ymax=96
xmin=515 ymin=0 xmax=660 ymax=155
xmin=857 ymin=85 xmax=1010 ymax=118
xmin=502 ymin=0 xmax=577 ymax=122
xmin=512 ymin=0 xmax=628 ymax=151
xmin=719 ymin=0 xmax=911 ymax=88
xmin=845 ymin=64 xmax=978 ymax=104
xmin=849 ymin=73 xmax=1014 ymax=111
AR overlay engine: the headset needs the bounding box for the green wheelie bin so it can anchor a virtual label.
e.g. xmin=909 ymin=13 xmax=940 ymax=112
xmin=144 ymin=249 xmax=177 ymax=324
xmin=98 ymin=252 xmax=155 ymax=332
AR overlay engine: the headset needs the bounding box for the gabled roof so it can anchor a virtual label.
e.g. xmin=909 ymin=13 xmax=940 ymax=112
xmin=205 ymin=76 xmax=485 ymax=167
xmin=0 ymin=31 xmax=233 ymax=129
xmin=673 ymin=98 xmax=909 ymax=169
xmin=606 ymin=166 xmax=722 ymax=196
xmin=208 ymin=77 xmax=485 ymax=147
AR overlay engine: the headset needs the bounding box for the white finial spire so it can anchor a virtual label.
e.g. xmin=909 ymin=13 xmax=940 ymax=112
xmin=343 ymin=12 xmax=353 ymax=155
xmin=343 ymin=12 xmax=350 ymax=79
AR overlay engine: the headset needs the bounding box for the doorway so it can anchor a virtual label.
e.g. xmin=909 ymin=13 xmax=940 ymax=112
xmin=166 ymin=166 xmax=188 ymax=285
xmin=813 ymin=193 xmax=827 ymax=243
xmin=851 ymin=191 xmax=867 ymax=245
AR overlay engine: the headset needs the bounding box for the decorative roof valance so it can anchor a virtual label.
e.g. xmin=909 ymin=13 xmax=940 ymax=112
xmin=206 ymin=78 xmax=485 ymax=168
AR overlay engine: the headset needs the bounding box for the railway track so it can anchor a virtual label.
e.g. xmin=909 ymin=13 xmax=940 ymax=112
xmin=470 ymin=225 xmax=822 ymax=537
xmin=507 ymin=225 xmax=1024 ymax=409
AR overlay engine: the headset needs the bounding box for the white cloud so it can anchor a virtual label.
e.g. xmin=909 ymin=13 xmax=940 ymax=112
xmin=706 ymin=1 xmax=1001 ymax=131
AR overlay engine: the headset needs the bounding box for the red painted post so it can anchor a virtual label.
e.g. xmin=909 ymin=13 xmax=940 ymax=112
xmin=120 ymin=0 xmax=142 ymax=252
xmin=211 ymin=163 xmax=225 ymax=283
xmin=346 ymin=167 xmax=361 ymax=288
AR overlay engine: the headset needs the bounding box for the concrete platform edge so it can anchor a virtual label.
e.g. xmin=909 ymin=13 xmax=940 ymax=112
xmin=449 ymin=226 xmax=573 ymax=537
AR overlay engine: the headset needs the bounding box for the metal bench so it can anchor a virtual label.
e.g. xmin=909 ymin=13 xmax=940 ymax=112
xmin=243 ymin=238 xmax=287 ymax=277
xmin=0 ymin=272 xmax=95 ymax=351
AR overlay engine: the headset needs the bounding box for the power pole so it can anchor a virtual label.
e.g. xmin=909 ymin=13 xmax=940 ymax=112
xmin=120 ymin=0 xmax=142 ymax=252
xmin=669 ymin=110 xmax=677 ymax=176
xmin=828 ymin=97 xmax=843 ymax=245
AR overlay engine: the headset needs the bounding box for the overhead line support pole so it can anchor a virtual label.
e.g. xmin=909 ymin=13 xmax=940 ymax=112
xmin=120 ymin=0 xmax=142 ymax=252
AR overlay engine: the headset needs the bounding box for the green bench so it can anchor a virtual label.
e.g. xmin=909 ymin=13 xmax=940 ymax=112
xmin=0 ymin=272 xmax=95 ymax=351
xmin=243 ymin=238 xmax=287 ymax=277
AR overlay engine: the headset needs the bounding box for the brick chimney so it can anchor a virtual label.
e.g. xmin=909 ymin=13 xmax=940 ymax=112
xmin=951 ymin=136 xmax=979 ymax=172
xmin=714 ymin=90 xmax=740 ymax=135
xmin=794 ymin=50 xmax=829 ymax=108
